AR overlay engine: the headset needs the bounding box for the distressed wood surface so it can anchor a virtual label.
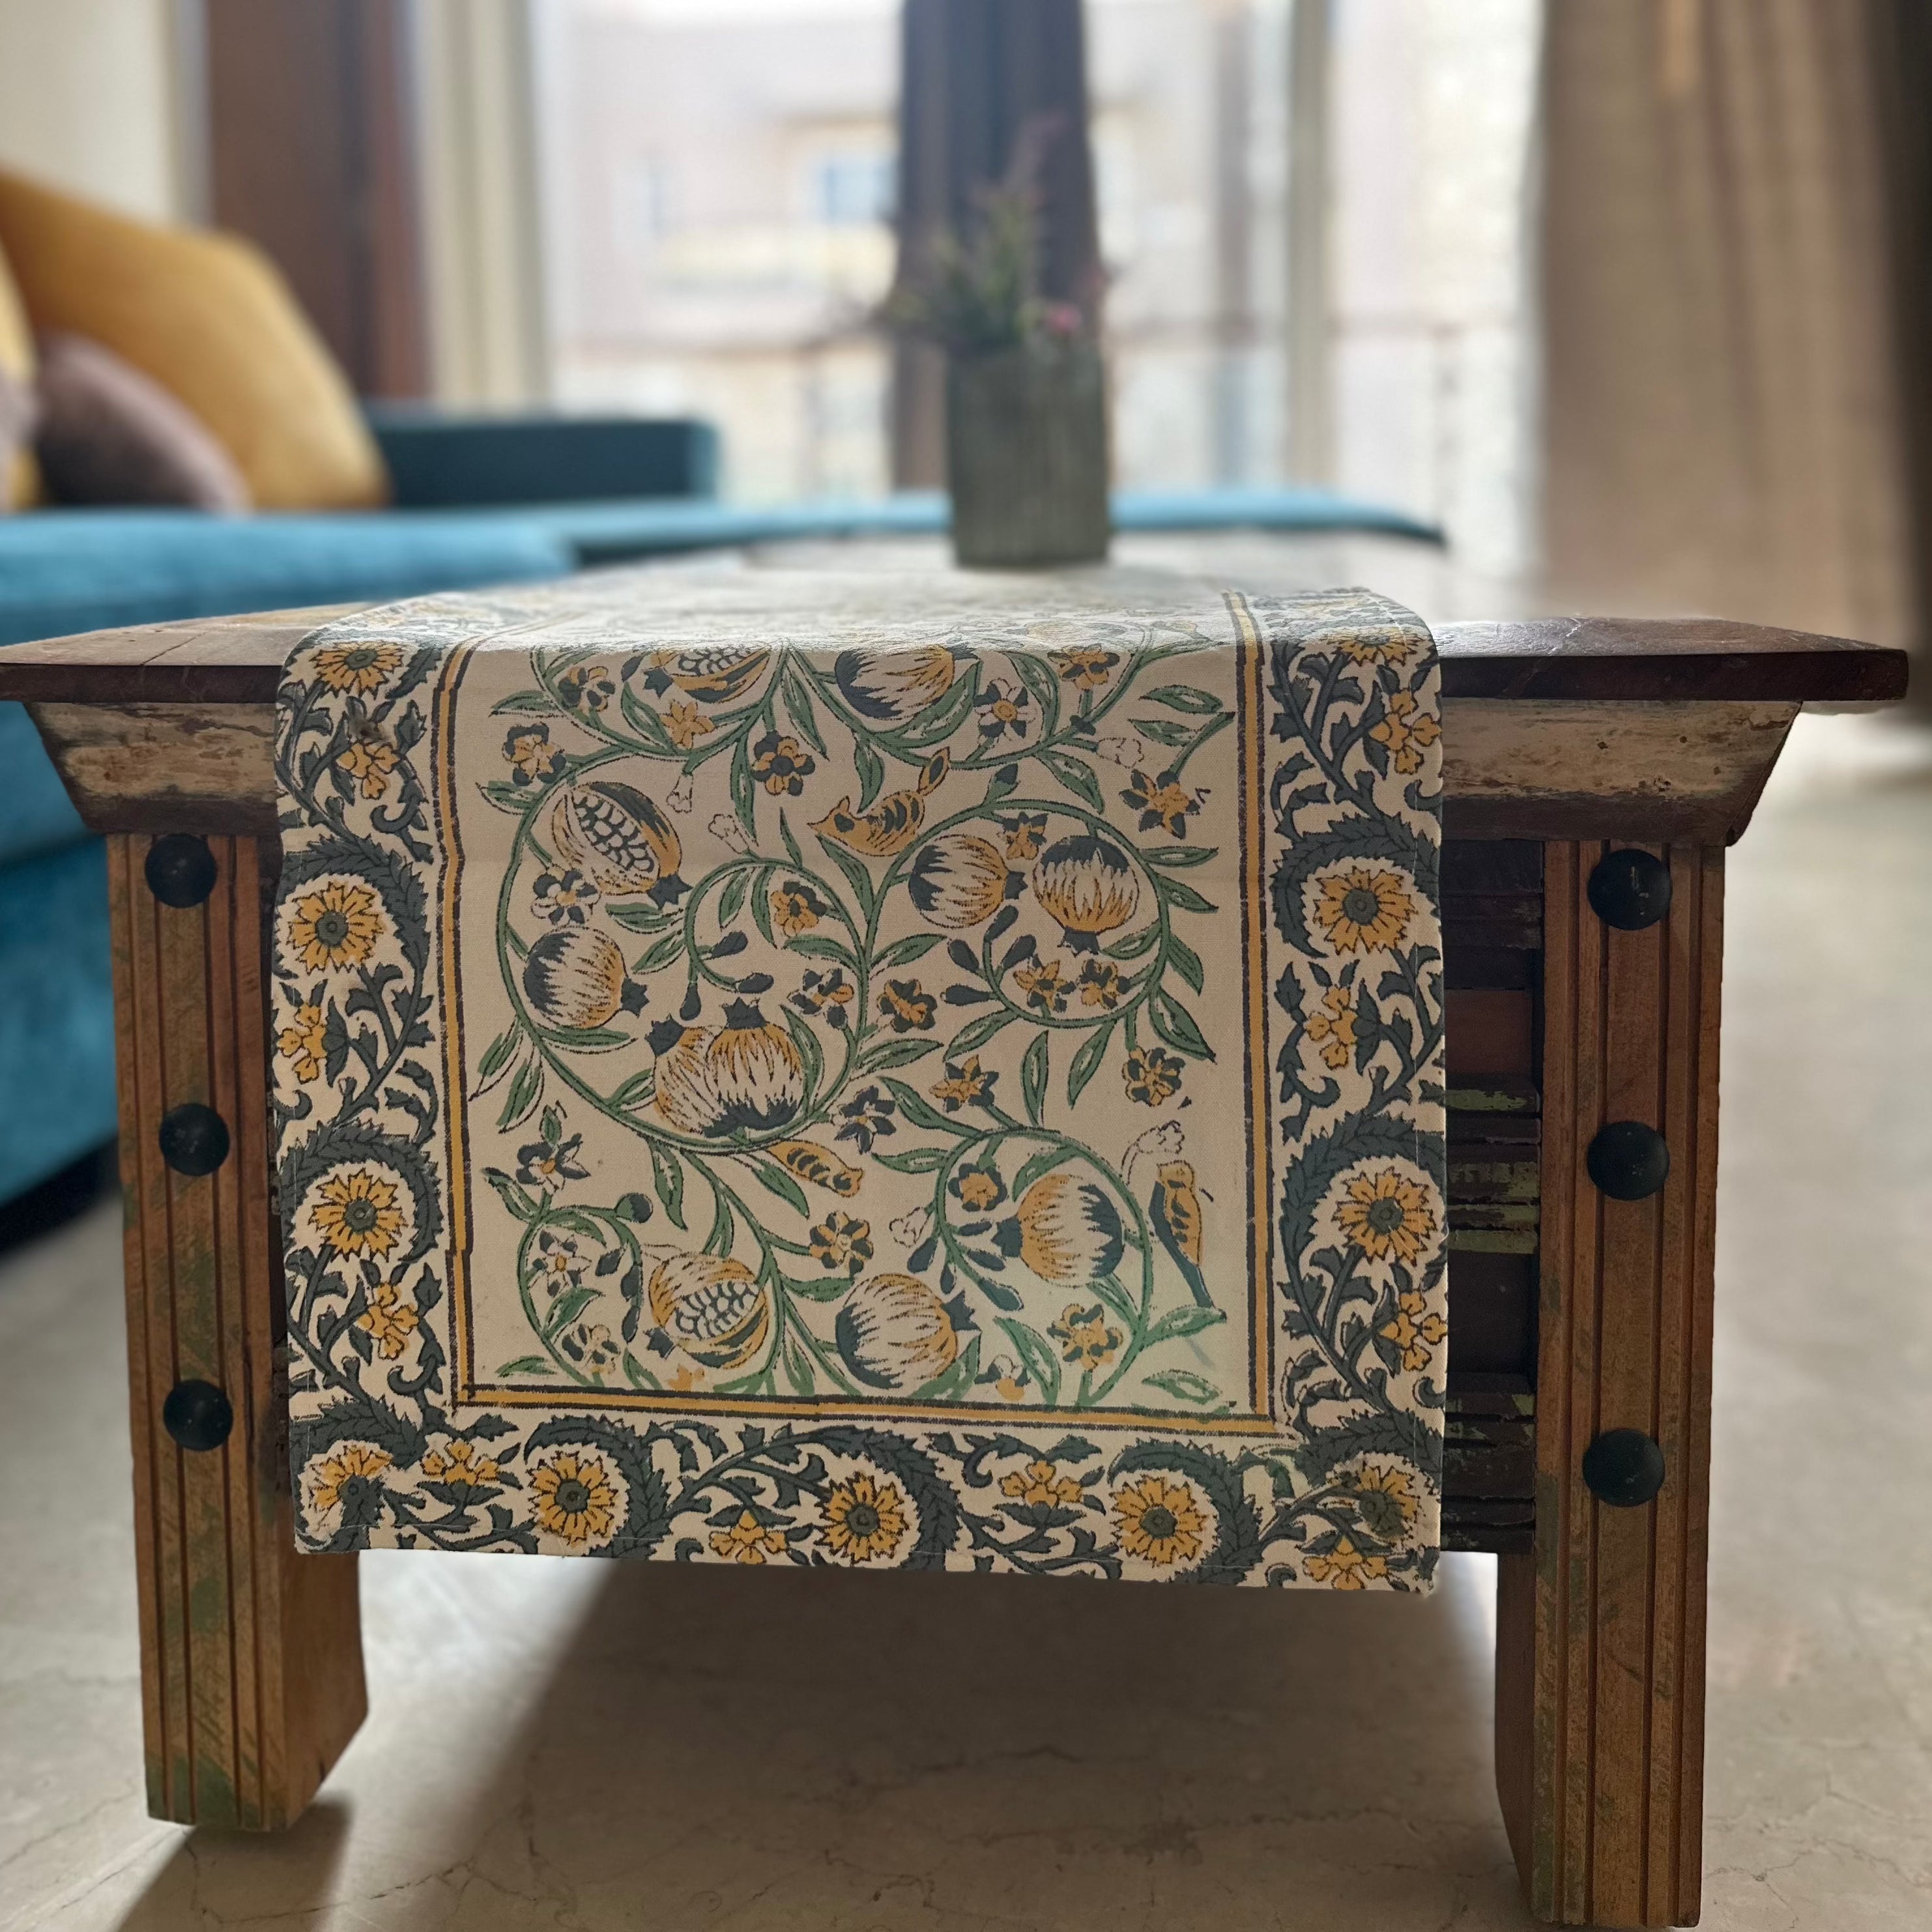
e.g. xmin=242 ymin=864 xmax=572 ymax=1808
xmin=1432 ymin=614 xmax=1907 ymax=701
xmin=0 ymin=603 xmax=1905 ymax=704
xmin=111 ymin=833 xmax=366 ymax=1826
xmin=1440 ymin=697 xmax=1799 ymax=843
xmin=3 ymin=599 xmax=1898 ymax=841
xmin=31 ymin=700 xmax=279 ymax=835
xmin=0 ymin=605 xmax=354 ymax=702
xmin=20 ymin=695 xmax=1813 ymax=843
xmin=1495 ymin=840 xmax=1721 ymax=1928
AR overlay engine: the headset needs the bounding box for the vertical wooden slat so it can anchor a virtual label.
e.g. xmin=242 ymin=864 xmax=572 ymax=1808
xmin=1563 ymin=837 xmax=1602 ymax=1926
xmin=1498 ymin=840 xmax=1722 ymax=1926
xmin=161 ymin=846 xmax=239 ymax=1821
xmin=1592 ymin=854 xmax=1667 ymax=1922
xmin=1666 ymin=848 xmax=1723 ymax=1924
xmin=108 ymin=833 xmax=367 ymax=1829
xmin=109 ymin=839 xmax=170 ymax=1817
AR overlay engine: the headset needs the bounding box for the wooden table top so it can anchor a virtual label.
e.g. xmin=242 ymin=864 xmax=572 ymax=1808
xmin=0 ymin=579 xmax=1908 ymax=843
xmin=0 ymin=598 xmax=1908 ymax=707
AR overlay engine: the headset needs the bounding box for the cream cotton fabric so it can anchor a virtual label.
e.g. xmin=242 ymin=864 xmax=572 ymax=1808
xmin=272 ymin=571 xmax=1445 ymax=1589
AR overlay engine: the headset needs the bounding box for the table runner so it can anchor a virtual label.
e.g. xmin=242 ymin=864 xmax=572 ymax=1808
xmin=272 ymin=573 xmax=1445 ymax=1587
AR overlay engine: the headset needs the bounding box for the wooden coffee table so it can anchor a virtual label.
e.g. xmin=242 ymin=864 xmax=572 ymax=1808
xmin=0 ymin=583 xmax=1904 ymax=1929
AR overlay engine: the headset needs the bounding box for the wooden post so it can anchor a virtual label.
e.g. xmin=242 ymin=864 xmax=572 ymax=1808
xmin=109 ymin=832 xmax=366 ymax=1828
xmin=1496 ymin=840 xmax=1722 ymax=1927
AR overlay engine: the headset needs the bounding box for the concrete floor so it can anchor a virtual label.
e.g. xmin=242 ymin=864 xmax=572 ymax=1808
xmin=4 ymin=712 xmax=1931 ymax=1932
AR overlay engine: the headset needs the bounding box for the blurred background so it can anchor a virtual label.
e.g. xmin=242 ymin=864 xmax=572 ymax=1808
xmin=3 ymin=0 xmax=1917 ymax=655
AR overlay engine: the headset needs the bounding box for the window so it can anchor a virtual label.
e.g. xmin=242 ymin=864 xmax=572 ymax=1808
xmin=535 ymin=0 xmax=1539 ymax=564
xmin=538 ymin=0 xmax=899 ymax=501
xmin=813 ymin=149 xmax=895 ymax=227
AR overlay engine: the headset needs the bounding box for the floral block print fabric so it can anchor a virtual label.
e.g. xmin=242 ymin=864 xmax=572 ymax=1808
xmin=272 ymin=573 xmax=1445 ymax=1589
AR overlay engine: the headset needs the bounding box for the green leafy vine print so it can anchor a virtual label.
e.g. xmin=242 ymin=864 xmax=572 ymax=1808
xmin=272 ymin=575 xmax=1444 ymax=1588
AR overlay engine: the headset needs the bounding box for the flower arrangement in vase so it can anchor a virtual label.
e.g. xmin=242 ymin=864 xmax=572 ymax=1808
xmin=886 ymin=170 xmax=1110 ymax=569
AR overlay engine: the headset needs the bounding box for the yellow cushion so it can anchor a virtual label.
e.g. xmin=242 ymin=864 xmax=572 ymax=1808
xmin=0 ymin=241 xmax=36 ymax=509
xmin=0 ymin=169 xmax=388 ymax=511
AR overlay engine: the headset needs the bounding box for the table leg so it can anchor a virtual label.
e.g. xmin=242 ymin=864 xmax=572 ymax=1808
xmin=108 ymin=833 xmax=365 ymax=1829
xmin=1495 ymin=840 xmax=1721 ymax=1927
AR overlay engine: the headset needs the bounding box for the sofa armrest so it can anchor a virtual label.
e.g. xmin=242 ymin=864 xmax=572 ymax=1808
xmin=366 ymin=409 xmax=719 ymax=509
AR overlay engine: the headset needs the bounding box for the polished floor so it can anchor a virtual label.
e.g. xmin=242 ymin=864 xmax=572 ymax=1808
xmin=4 ymin=711 xmax=1931 ymax=1931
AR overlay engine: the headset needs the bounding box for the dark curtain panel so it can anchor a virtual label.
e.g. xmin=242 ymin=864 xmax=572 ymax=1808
xmin=1539 ymin=0 xmax=1912 ymax=656
xmin=891 ymin=0 xmax=1101 ymax=487
xmin=203 ymin=0 xmax=429 ymax=399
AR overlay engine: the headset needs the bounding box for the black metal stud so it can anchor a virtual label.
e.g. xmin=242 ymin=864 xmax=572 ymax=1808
xmin=1587 ymin=848 xmax=1672 ymax=931
xmin=1586 ymin=1120 xmax=1670 ymax=1201
xmin=143 ymin=833 xmax=219 ymax=908
xmin=162 ymin=1378 xmax=233 ymax=1453
xmin=1582 ymin=1428 xmax=1666 ymax=1508
xmin=158 ymin=1102 xmax=230 ymax=1177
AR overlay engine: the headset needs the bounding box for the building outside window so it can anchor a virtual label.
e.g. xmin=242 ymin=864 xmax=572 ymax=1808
xmin=535 ymin=0 xmax=1538 ymax=571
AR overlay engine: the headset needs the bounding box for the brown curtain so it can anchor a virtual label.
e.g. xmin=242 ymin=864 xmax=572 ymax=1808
xmin=891 ymin=0 xmax=1101 ymax=487
xmin=203 ymin=0 xmax=429 ymax=399
xmin=1540 ymin=0 xmax=1916 ymax=656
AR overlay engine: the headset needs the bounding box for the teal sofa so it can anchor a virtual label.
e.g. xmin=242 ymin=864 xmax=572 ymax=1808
xmin=0 ymin=411 xmax=1438 ymax=1211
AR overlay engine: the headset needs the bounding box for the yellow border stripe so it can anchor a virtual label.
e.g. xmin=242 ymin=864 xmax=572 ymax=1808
xmin=1227 ymin=593 xmax=1276 ymax=1414
xmin=441 ymin=621 xmax=1280 ymax=1428
xmin=435 ymin=644 xmax=477 ymax=1402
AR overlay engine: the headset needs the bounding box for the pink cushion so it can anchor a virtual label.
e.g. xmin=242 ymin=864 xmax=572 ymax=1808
xmin=33 ymin=332 xmax=250 ymax=511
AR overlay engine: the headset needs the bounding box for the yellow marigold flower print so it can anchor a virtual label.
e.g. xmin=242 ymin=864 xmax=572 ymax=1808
xmin=751 ymin=731 xmax=815 ymax=796
xmin=310 ymin=1443 xmax=390 ymax=1514
xmin=929 ymin=1054 xmax=995 ymax=1112
xmin=1336 ymin=1166 xmax=1437 ymax=1266
xmin=1123 ymin=1046 xmax=1184 ymax=1106
xmin=422 ymin=1439 xmax=501 ymax=1487
xmin=288 ymin=879 xmax=385 ymax=972
xmin=710 ymin=1508 xmax=788 ymax=1564
xmin=313 ymin=642 xmax=404 ymax=694
xmin=877 ymin=977 xmax=937 ymax=1032
xmin=808 ymin=1211 xmax=873 ymax=1276
xmin=339 ymin=737 xmax=399 ymax=799
xmin=354 ymin=1279 xmax=419 ymax=1359
xmin=312 ymin=1167 xmax=405 ymax=1260
xmin=1113 ymin=1475 xmax=1205 ymax=1567
xmin=1014 ymin=955 xmax=1071 ymax=1016
xmin=1314 ymin=866 xmax=1414 ymax=955
xmin=1121 ymin=768 xmax=1205 ymax=839
xmin=1304 ymin=985 xmax=1357 ymax=1069
xmin=952 ymin=1164 xmax=1005 ymax=1212
xmin=770 ymin=880 xmax=826 ymax=937
xmin=503 ymin=723 xmax=563 ymax=786
xmin=278 ymin=1001 xmax=327 ymax=1083
xmin=1335 ymin=628 xmax=1413 ymax=668
xmin=661 ymin=698 xmax=715 ymax=750
xmin=1349 ymin=1463 xmax=1420 ymax=1536
xmin=1305 ymin=1535 xmax=1388 ymax=1590
xmin=532 ymin=1450 xmax=619 ymax=1546
xmin=1078 ymin=960 xmax=1125 ymax=1009
xmin=1053 ymin=645 xmax=1119 ymax=690
xmin=1379 ymin=1288 xmax=1447 ymax=1370
xmin=1001 ymin=1459 xmax=1083 ymax=1508
xmin=820 ymin=1471 xmax=906 ymax=1563
xmin=1049 ymin=1301 xmax=1120 ymax=1370
xmin=1368 ymin=689 xmax=1441 ymax=775
xmin=557 ymin=663 xmax=616 ymax=712
xmin=999 ymin=812 xmax=1048 ymax=863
